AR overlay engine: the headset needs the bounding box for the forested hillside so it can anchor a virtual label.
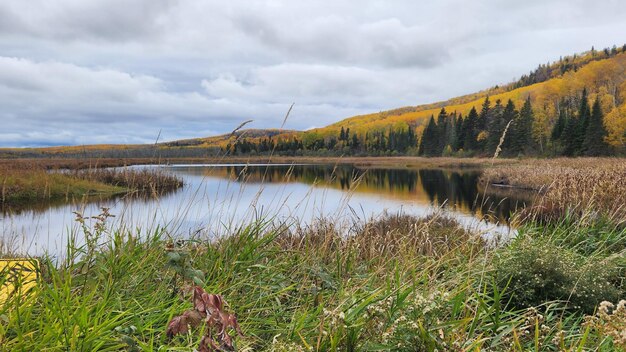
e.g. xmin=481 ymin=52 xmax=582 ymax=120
xmin=220 ymin=45 xmax=626 ymax=158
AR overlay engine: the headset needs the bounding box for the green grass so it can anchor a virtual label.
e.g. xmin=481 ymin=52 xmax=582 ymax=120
xmin=2 ymin=211 xmax=625 ymax=351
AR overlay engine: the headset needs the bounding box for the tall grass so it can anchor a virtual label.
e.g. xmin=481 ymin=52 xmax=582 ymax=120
xmin=481 ymin=158 xmax=626 ymax=223
xmin=2 ymin=208 xmax=624 ymax=351
xmin=0 ymin=164 xmax=182 ymax=209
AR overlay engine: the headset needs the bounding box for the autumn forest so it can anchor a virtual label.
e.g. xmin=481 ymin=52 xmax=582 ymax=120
xmin=220 ymin=45 xmax=626 ymax=158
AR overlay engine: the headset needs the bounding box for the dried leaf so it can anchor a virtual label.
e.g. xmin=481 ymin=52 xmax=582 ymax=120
xmin=167 ymin=286 xmax=242 ymax=351
xmin=166 ymin=310 xmax=204 ymax=338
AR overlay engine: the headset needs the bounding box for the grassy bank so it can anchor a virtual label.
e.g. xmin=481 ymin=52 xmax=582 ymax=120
xmin=1 ymin=211 xmax=625 ymax=351
xmin=0 ymin=164 xmax=182 ymax=208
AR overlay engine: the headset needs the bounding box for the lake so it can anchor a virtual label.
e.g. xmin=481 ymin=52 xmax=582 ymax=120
xmin=0 ymin=164 xmax=529 ymax=256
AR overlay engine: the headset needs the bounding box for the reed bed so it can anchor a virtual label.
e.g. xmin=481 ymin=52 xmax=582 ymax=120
xmin=481 ymin=158 xmax=626 ymax=222
xmin=72 ymin=168 xmax=183 ymax=195
xmin=0 ymin=163 xmax=182 ymax=208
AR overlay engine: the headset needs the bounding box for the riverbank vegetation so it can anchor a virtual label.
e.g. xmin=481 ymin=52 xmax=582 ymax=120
xmin=481 ymin=158 xmax=626 ymax=222
xmin=1 ymin=206 xmax=626 ymax=350
xmin=0 ymin=164 xmax=182 ymax=208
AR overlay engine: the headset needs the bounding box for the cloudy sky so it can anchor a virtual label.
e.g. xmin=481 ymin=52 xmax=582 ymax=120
xmin=1 ymin=0 xmax=625 ymax=147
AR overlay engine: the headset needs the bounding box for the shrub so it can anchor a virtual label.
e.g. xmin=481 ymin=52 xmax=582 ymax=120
xmin=494 ymin=237 xmax=624 ymax=313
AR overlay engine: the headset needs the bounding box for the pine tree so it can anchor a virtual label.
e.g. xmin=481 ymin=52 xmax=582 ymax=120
xmin=512 ymin=97 xmax=534 ymax=155
xmin=486 ymin=99 xmax=505 ymax=154
xmin=351 ymin=133 xmax=359 ymax=150
xmin=583 ymin=97 xmax=610 ymax=156
xmin=418 ymin=116 xmax=440 ymax=157
xmin=551 ymin=108 xmax=566 ymax=142
xmin=454 ymin=113 xmax=464 ymax=151
xmin=574 ymin=89 xmax=591 ymax=155
xmin=476 ymin=97 xmax=491 ymax=151
xmin=445 ymin=112 xmax=458 ymax=152
xmin=499 ymin=99 xmax=518 ymax=155
xmin=463 ymin=108 xmax=479 ymax=152
xmin=436 ymin=108 xmax=448 ymax=154
xmin=562 ymin=116 xmax=579 ymax=156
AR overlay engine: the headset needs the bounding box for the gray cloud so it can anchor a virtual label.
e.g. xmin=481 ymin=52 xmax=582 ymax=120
xmin=1 ymin=0 xmax=626 ymax=146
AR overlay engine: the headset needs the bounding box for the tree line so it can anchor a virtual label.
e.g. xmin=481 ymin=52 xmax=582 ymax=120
xmin=221 ymin=88 xmax=613 ymax=158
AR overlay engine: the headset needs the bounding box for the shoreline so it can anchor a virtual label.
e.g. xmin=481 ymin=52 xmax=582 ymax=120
xmin=0 ymin=155 xmax=519 ymax=171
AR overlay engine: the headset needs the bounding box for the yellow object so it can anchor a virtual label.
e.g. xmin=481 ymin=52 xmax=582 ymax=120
xmin=0 ymin=259 xmax=39 ymax=302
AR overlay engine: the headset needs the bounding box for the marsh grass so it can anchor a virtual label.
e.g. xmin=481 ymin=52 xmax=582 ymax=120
xmin=72 ymin=168 xmax=183 ymax=195
xmin=0 ymin=164 xmax=182 ymax=209
xmin=481 ymin=158 xmax=626 ymax=223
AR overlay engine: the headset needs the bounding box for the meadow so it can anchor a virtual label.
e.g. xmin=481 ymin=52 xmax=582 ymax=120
xmin=1 ymin=157 xmax=626 ymax=351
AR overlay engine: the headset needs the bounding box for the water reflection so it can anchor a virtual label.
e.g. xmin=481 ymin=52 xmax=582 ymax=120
xmin=1 ymin=164 xmax=530 ymax=256
xmin=176 ymin=164 xmax=529 ymax=222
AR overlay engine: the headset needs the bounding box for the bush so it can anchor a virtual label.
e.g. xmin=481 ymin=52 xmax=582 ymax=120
xmin=494 ymin=236 xmax=624 ymax=313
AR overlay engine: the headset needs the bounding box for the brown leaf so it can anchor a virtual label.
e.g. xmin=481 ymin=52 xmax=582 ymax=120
xmin=166 ymin=310 xmax=204 ymax=339
xmin=169 ymin=286 xmax=243 ymax=351
xmin=193 ymin=286 xmax=207 ymax=312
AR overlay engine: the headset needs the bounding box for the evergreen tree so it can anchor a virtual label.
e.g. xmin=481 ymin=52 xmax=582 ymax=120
xmin=476 ymin=97 xmax=491 ymax=151
xmin=499 ymin=99 xmax=518 ymax=155
xmin=454 ymin=113 xmax=464 ymax=151
xmin=486 ymin=99 xmax=505 ymax=154
xmin=574 ymin=88 xmax=591 ymax=155
xmin=583 ymin=97 xmax=610 ymax=156
xmin=463 ymin=107 xmax=479 ymax=152
xmin=512 ymin=97 xmax=534 ymax=155
xmin=551 ymin=108 xmax=566 ymax=142
xmin=418 ymin=116 xmax=440 ymax=157
xmin=562 ymin=116 xmax=579 ymax=156
xmin=445 ymin=112 xmax=458 ymax=152
xmin=436 ymin=108 xmax=448 ymax=154
xmin=351 ymin=133 xmax=359 ymax=150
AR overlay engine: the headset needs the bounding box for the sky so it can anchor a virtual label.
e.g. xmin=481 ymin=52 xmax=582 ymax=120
xmin=1 ymin=0 xmax=626 ymax=147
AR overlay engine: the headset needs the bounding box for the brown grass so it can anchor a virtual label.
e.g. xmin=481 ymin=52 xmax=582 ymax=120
xmin=72 ymin=168 xmax=183 ymax=195
xmin=480 ymin=158 xmax=626 ymax=222
xmin=0 ymin=162 xmax=182 ymax=208
xmin=275 ymin=213 xmax=484 ymax=265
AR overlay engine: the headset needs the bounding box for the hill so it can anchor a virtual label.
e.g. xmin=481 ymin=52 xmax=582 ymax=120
xmin=211 ymin=45 xmax=626 ymax=158
xmin=2 ymin=45 xmax=626 ymax=159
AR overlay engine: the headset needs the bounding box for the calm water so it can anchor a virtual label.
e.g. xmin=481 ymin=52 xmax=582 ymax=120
xmin=0 ymin=164 xmax=529 ymax=256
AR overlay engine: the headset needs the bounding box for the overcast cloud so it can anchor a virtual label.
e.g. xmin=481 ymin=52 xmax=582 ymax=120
xmin=1 ymin=0 xmax=625 ymax=147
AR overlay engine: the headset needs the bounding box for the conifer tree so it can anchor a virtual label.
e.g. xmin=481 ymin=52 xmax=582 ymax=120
xmin=574 ymin=88 xmax=591 ymax=155
xmin=418 ymin=116 xmax=439 ymax=157
xmin=476 ymin=97 xmax=491 ymax=151
xmin=486 ymin=99 xmax=505 ymax=154
xmin=463 ymin=108 xmax=479 ymax=152
xmin=583 ymin=97 xmax=610 ymax=156
xmin=499 ymin=99 xmax=518 ymax=155
xmin=512 ymin=97 xmax=534 ymax=155
xmin=436 ymin=108 xmax=448 ymax=154
xmin=454 ymin=113 xmax=464 ymax=151
xmin=445 ymin=112 xmax=458 ymax=152
xmin=551 ymin=108 xmax=566 ymax=142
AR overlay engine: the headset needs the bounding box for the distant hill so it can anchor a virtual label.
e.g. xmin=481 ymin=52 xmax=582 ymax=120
xmin=3 ymin=45 xmax=626 ymax=159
